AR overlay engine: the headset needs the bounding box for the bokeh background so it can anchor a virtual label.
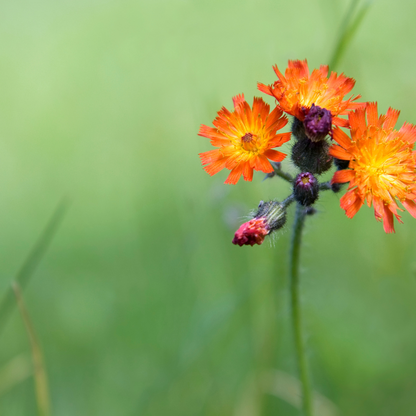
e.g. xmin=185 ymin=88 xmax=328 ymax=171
xmin=0 ymin=0 xmax=416 ymax=414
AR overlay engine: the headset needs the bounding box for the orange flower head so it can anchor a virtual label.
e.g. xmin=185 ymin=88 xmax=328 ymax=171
xmin=198 ymin=94 xmax=291 ymax=184
xmin=258 ymin=59 xmax=364 ymax=128
xmin=330 ymin=102 xmax=416 ymax=233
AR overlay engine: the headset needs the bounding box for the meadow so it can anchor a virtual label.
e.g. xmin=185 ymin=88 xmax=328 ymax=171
xmin=0 ymin=0 xmax=416 ymax=414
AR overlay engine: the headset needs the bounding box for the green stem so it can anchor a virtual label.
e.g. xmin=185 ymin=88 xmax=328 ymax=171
xmin=289 ymin=203 xmax=312 ymax=416
xmin=272 ymin=164 xmax=293 ymax=183
xmin=319 ymin=181 xmax=332 ymax=191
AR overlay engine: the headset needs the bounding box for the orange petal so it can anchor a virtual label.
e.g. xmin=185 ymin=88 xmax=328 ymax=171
xmin=383 ymin=107 xmax=400 ymax=130
xmin=269 ymin=132 xmax=291 ymax=147
xmin=272 ymin=64 xmax=285 ymax=81
xmin=332 ymin=127 xmax=352 ymax=149
xmin=403 ymin=199 xmax=416 ymax=218
xmin=399 ymin=122 xmax=416 ymax=144
xmin=382 ymin=205 xmax=395 ymax=233
xmin=199 ymin=125 xmax=221 ymax=140
xmin=199 ymin=149 xmax=222 ymax=165
xmin=257 ymin=82 xmax=273 ymax=96
xmin=288 ymin=59 xmax=309 ymax=78
xmin=349 ymin=107 xmax=367 ymax=132
xmin=340 ymin=190 xmax=363 ymax=219
xmin=225 ymin=164 xmax=244 ymax=185
xmin=254 ymin=154 xmax=273 ymax=173
xmin=366 ymin=102 xmax=379 ymax=126
xmin=332 ymin=169 xmax=355 ymax=184
xmin=264 ymin=149 xmax=286 ymax=162
xmin=242 ymin=162 xmax=254 ymax=182
xmin=232 ymin=94 xmax=245 ymax=109
xmin=329 ymin=144 xmax=352 ymax=160
xmin=332 ymin=117 xmax=349 ymax=128
xmin=203 ymin=158 xmax=228 ymax=176
xmin=265 ymin=107 xmax=287 ymax=131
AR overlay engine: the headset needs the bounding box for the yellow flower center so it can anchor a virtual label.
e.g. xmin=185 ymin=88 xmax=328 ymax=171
xmin=240 ymin=132 xmax=261 ymax=153
xmin=351 ymin=135 xmax=414 ymax=201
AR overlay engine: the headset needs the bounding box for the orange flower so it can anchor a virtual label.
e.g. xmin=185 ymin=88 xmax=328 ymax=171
xmin=258 ymin=59 xmax=363 ymax=128
xmin=198 ymin=94 xmax=291 ymax=184
xmin=330 ymin=102 xmax=416 ymax=233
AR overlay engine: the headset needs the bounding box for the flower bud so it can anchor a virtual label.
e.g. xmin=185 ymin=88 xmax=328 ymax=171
xmin=291 ymin=117 xmax=306 ymax=140
xmin=333 ymin=158 xmax=350 ymax=170
xmin=232 ymin=200 xmax=287 ymax=246
xmin=303 ymin=104 xmax=332 ymax=142
xmin=304 ymin=206 xmax=317 ymax=216
xmin=330 ymin=182 xmax=344 ymax=193
xmin=293 ymin=172 xmax=319 ymax=206
xmin=263 ymin=162 xmax=281 ymax=180
xmin=291 ymin=136 xmax=333 ymax=175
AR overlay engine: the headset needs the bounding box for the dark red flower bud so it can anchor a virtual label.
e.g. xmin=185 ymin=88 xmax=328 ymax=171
xmin=304 ymin=104 xmax=332 ymax=142
xmin=293 ymin=172 xmax=319 ymax=206
xmin=232 ymin=218 xmax=269 ymax=246
xmin=232 ymin=201 xmax=287 ymax=247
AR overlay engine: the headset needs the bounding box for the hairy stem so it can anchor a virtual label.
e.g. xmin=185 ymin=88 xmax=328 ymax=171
xmin=272 ymin=164 xmax=293 ymax=183
xmin=319 ymin=181 xmax=332 ymax=191
xmin=289 ymin=203 xmax=312 ymax=416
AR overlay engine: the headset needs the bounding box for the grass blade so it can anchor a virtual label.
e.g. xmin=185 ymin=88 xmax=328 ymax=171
xmin=13 ymin=282 xmax=51 ymax=416
xmin=329 ymin=0 xmax=373 ymax=70
xmin=0 ymin=198 xmax=69 ymax=335
xmin=0 ymin=354 xmax=32 ymax=396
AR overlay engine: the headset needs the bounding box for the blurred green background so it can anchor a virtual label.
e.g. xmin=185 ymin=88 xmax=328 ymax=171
xmin=0 ymin=0 xmax=416 ymax=414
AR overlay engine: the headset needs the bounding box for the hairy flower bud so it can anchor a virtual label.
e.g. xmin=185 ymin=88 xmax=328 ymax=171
xmin=291 ymin=136 xmax=333 ymax=175
xmin=333 ymin=158 xmax=350 ymax=170
xmin=304 ymin=206 xmax=317 ymax=216
xmin=330 ymin=183 xmax=343 ymax=193
xmin=291 ymin=116 xmax=306 ymax=140
xmin=293 ymin=172 xmax=319 ymax=206
xmin=304 ymin=104 xmax=332 ymax=142
xmin=232 ymin=200 xmax=287 ymax=246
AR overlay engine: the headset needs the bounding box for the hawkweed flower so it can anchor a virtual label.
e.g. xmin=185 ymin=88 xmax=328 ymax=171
xmin=232 ymin=200 xmax=287 ymax=246
xmin=258 ymin=59 xmax=363 ymax=130
xmin=198 ymin=94 xmax=291 ymax=184
xmin=330 ymin=102 xmax=416 ymax=233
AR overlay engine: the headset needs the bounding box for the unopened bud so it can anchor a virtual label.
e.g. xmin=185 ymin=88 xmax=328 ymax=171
xmin=304 ymin=206 xmax=317 ymax=216
xmin=291 ymin=117 xmax=306 ymax=140
xmin=304 ymin=104 xmax=332 ymax=142
xmin=330 ymin=182 xmax=344 ymax=193
xmin=232 ymin=200 xmax=287 ymax=246
xmin=293 ymin=172 xmax=319 ymax=206
xmin=333 ymin=158 xmax=350 ymax=170
xmin=262 ymin=162 xmax=281 ymax=181
xmin=291 ymin=136 xmax=332 ymax=175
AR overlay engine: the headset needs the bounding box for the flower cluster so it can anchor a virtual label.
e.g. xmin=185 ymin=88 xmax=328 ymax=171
xmin=198 ymin=59 xmax=416 ymax=241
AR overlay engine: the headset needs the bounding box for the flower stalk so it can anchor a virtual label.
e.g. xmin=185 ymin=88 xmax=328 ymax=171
xmin=289 ymin=203 xmax=312 ymax=416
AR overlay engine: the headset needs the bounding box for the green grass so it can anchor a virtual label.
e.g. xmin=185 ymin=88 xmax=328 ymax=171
xmin=1 ymin=0 xmax=416 ymax=414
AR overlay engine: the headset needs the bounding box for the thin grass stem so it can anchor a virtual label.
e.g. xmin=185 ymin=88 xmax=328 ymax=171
xmin=13 ymin=282 xmax=51 ymax=416
xmin=0 ymin=198 xmax=69 ymax=335
xmin=329 ymin=0 xmax=372 ymax=70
